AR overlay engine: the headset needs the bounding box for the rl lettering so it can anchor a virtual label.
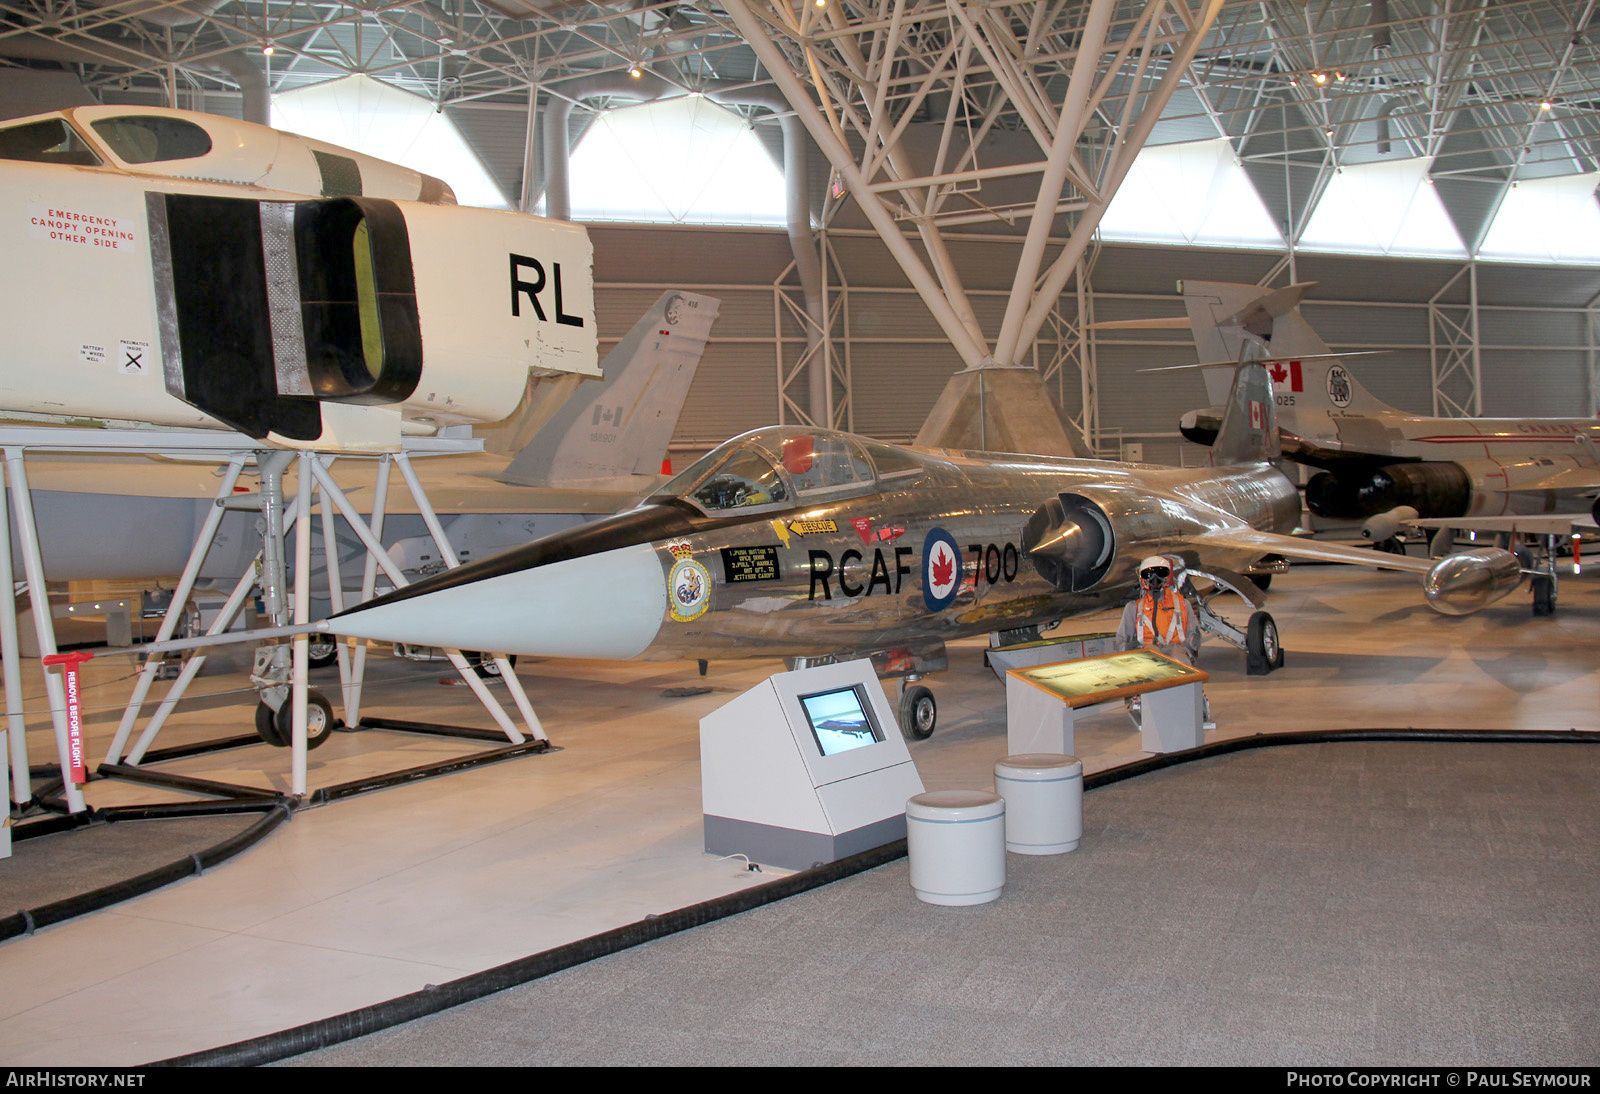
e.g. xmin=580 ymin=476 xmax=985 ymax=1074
xmin=509 ymin=254 xmax=586 ymax=327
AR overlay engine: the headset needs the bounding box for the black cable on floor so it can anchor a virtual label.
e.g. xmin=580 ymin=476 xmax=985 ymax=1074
xmin=149 ymin=726 xmax=1600 ymax=1068
xmin=0 ymin=801 xmax=292 ymax=944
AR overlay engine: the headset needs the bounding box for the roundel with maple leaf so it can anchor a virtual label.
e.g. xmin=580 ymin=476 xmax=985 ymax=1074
xmin=922 ymin=527 xmax=961 ymax=611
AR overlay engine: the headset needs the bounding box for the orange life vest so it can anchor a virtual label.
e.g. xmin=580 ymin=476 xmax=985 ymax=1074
xmin=1134 ymin=587 xmax=1191 ymax=648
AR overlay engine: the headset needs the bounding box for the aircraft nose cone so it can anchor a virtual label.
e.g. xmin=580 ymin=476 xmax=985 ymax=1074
xmin=331 ymin=543 xmax=667 ymax=659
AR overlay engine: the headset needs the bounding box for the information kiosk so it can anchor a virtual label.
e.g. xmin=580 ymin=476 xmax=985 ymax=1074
xmin=1006 ymin=649 xmax=1209 ymax=754
xmin=701 ymin=660 xmax=924 ymax=870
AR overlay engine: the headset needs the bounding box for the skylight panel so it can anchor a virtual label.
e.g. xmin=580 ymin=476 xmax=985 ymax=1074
xmin=1099 ymin=138 xmax=1284 ymax=249
xmin=1297 ymin=158 xmax=1466 ymax=258
xmin=568 ymin=95 xmax=786 ymax=227
xmin=1478 ymin=172 xmax=1600 ymax=265
xmin=271 ymin=75 xmax=508 ymax=209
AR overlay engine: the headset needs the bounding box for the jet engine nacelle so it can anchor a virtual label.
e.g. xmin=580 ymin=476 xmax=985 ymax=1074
xmin=2 ymin=148 xmax=597 ymax=452
xmin=1361 ymin=505 xmax=1420 ymax=542
xmin=1423 ymin=548 xmax=1523 ymax=615
xmin=1306 ymin=461 xmax=1472 ymax=520
xmin=1022 ymin=489 xmax=1178 ymax=593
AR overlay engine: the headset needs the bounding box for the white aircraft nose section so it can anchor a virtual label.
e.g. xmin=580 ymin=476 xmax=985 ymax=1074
xmin=332 ymin=543 xmax=667 ymax=659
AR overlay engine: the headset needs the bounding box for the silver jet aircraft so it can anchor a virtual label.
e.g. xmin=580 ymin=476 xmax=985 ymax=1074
xmin=325 ymin=363 xmax=1524 ymax=737
xmin=1168 ymin=281 xmax=1600 ymax=534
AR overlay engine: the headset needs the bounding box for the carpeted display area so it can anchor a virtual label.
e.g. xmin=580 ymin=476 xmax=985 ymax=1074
xmin=1 ymin=813 xmax=270 ymax=919
xmin=273 ymin=740 xmax=1600 ymax=1067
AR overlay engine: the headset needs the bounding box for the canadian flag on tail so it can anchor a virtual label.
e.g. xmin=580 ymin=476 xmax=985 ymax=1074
xmin=1267 ymin=360 xmax=1303 ymax=391
xmin=1249 ymin=400 xmax=1264 ymax=430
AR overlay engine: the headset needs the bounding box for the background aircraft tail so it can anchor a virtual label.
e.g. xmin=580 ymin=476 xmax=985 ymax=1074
xmin=1210 ymin=358 xmax=1280 ymax=467
xmin=1180 ymin=280 xmax=1395 ymax=418
xmin=499 ymin=291 xmax=720 ymax=486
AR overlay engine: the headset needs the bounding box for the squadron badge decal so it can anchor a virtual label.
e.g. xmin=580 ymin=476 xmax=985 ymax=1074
xmin=667 ymin=542 xmax=711 ymax=622
xmin=1326 ymin=364 xmax=1353 ymax=408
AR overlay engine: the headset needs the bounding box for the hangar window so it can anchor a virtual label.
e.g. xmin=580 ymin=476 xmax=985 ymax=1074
xmin=1477 ymin=172 xmax=1600 ymax=265
xmin=1100 ymin=138 xmax=1283 ymax=250
xmin=271 ymin=74 xmax=508 ymax=209
xmin=91 ymin=115 xmax=212 ymax=164
xmin=568 ymin=95 xmax=787 ymax=227
xmin=1297 ymin=158 xmax=1467 ymax=258
xmin=0 ymin=118 xmax=100 ymax=166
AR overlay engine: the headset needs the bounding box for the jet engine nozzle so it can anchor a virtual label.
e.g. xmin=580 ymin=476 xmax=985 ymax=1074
xmin=1423 ymin=548 xmax=1523 ymax=615
xmin=1022 ymin=494 xmax=1116 ymax=592
xmin=1361 ymin=506 xmax=1419 ymax=541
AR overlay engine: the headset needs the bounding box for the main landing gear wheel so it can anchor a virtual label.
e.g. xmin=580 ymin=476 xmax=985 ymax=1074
xmin=254 ymin=690 xmax=336 ymax=749
xmin=1247 ymin=572 xmax=1273 ymax=592
xmin=1245 ymin=611 xmax=1284 ymax=676
xmin=307 ymin=638 xmax=339 ymax=670
xmin=465 ymin=651 xmax=518 ymax=679
xmin=1532 ymin=575 xmax=1557 ymax=617
xmin=898 ymin=685 xmax=937 ymax=741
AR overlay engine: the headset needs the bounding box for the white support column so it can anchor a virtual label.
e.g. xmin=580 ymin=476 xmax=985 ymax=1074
xmin=343 ymin=455 xmax=391 ymax=730
xmin=4 ymin=449 xmax=85 ymax=813
xmin=315 ymin=462 xmax=355 ymax=718
xmin=0 ymin=459 xmax=24 ymax=818
xmin=721 ymin=0 xmax=990 ymax=367
xmin=290 ymin=452 xmax=313 ymax=797
xmin=1587 ymin=291 xmax=1600 ymax=418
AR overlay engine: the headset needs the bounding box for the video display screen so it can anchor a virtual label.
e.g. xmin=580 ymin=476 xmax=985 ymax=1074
xmin=799 ymin=685 xmax=881 ymax=757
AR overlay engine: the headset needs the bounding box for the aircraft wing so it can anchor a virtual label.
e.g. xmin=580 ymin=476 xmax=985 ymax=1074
xmin=1403 ymin=514 xmax=1598 ymax=536
xmin=17 ymin=452 xmax=657 ymax=515
xmin=1189 ymin=525 xmax=1436 ymax=574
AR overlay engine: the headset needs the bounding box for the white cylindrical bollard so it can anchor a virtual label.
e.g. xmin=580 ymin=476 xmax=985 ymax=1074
xmin=994 ymin=753 xmax=1083 ymax=855
xmin=905 ymin=790 xmax=1006 ymax=906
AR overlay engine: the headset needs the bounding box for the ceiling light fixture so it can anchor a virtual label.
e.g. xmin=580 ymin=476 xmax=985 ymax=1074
xmin=1313 ymin=71 xmax=1328 ymax=85
xmin=628 ymin=64 xmax=643 ymax=79
xmin=261 ymin=41 xmax=275 ymax=56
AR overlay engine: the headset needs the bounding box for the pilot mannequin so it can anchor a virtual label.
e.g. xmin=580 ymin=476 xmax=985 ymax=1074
xmin=1115 ymin=554 xmax=1201 ymax=665
xmin=1116 ymin=554 xmax=1209 ymax=728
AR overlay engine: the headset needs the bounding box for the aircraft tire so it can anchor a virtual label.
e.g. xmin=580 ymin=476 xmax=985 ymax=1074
xmin=307 ymin=638 xmax=339 ymax=670
xmin=1247 ymin=572 xmax=1272 ymax=592
xmin=1532 ymin=575 xmax=1556 ymax=617
xmin=898 ymin=684 xmax=937 ymax=740
xmin=465 ymin=651 xmax=518 ymax=679
xmin=255 ymin=692 xmax=337 ymax=749
xmin=254 ymin=700 xmax=287 ymax=748
xmin=1245 ymin=611 xmax=1283 ymax=676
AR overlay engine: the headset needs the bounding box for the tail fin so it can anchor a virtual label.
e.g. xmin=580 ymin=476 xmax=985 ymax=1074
xmin=1180 ymin=280 xmax=1395 ymax=420
xmin=499 ymin=291 xmax=720 ymax=486
xmin=1210 ymin=358 xmax=1280 ymax=466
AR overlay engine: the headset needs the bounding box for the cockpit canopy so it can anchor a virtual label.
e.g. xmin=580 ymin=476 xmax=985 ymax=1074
xmin=657 ymin=427 xmax=925 ymax=516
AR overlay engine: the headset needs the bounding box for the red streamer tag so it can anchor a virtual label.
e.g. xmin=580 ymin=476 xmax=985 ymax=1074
xmin=42 ymin=651 xmax=95 ymax=785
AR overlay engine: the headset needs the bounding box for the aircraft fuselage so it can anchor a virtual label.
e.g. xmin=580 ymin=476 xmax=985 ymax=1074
xmin=332 ymin=441 xmax=1301 ymax=665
